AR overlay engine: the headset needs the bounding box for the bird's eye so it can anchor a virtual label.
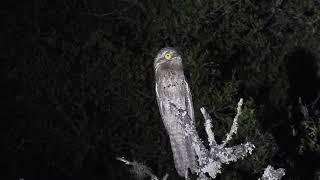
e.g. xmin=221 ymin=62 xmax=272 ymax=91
xmin=164 ymin=53 xmax=172 ymax=60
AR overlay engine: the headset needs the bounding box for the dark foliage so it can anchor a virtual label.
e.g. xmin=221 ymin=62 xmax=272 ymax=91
xmin=1 ymin=0 xmax=320 ymax=179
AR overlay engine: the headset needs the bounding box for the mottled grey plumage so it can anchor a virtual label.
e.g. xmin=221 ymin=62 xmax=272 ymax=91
xmin=154 ymin=47 xmax=197 ymax=177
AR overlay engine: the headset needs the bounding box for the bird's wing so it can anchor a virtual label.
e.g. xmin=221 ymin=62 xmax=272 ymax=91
xmin=184 ymin=79 xmax=195 ymax=122
xmin=182 ymin=79 xmax=198 ymax=174
xmin=155 ymin=82 xmax=165 ymax=119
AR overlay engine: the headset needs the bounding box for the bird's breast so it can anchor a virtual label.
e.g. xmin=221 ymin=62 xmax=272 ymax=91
xmin=159 ymin=72 xmax=184 ymax=92
xmin=159 ymin=77 xmax=187 ymax=109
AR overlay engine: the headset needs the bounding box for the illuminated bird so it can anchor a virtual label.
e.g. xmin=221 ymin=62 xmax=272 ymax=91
xmin=154 ymin=47 xmax=197 ymax=177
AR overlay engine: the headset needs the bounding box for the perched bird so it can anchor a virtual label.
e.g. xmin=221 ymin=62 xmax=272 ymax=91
xmin=154 ymin=47 xmax=197 ymax=177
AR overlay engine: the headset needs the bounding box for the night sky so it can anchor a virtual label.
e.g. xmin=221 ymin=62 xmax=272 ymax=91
xmin=1 ymin=0 xmax=320 ymax=180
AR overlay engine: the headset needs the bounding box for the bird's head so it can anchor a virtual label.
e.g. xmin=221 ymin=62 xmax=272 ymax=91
xmin=154 ymin=47 xmax=182 ymax=70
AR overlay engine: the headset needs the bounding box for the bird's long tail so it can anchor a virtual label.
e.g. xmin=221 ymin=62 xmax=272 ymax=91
xmin=169 ymin=128 xmax=197 ymax=177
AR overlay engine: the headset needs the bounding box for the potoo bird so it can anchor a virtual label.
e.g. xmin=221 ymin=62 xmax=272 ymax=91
xmin=154 ymin=47 xmax=197 ymax=177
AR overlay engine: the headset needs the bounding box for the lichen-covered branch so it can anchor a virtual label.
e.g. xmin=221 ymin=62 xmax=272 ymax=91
xmin=200 ymin=107 xmax=217 ymax=147
xmin=172 ymin=98 xmax=255 ymax=179
xmin=117 ymin=157 xmax=169 ymax=180
xmin=221 ymin=98 xmax=243 ymax=147
xmin=258 ymin=165 xmax=285 ymax=180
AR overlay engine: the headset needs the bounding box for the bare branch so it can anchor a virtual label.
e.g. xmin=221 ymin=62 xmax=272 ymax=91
xmin=221 ymin=98 xmax=243 ymax=147
xmin=200 ymin=107 xmax=217 ymax=147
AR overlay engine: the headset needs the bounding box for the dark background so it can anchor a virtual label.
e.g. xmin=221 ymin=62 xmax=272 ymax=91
xmin=1 ymin=0 xmax=320 ymax=179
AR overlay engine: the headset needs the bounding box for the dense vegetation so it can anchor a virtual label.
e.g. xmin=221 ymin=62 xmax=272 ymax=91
xmin=1 ymin=0 xmax=320 ymax=179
